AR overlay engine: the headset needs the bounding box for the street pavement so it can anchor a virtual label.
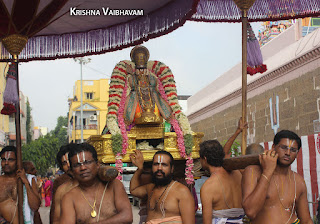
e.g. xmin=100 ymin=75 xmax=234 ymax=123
xmin=39 ymin=202 xmax=140 ymax=224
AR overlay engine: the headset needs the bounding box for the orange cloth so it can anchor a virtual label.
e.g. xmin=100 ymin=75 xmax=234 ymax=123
xmin=145 ymin=216 xmax=182 ymax=224
xmin=134 ymin=103 xmax=160 ymax=121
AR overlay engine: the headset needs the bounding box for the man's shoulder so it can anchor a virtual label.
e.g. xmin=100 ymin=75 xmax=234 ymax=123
xmin=54 ymin=174 xmax=72 ymax=187
xmin=243 ymin=165 xmax=261 ymax=175
xmin=64 ymin=185 xmax=79 ymax=196
xmin=200 ymin=175 xmax=221 ymax=193
xmin=291 ymin=171 xmax=307 ymax=189
xmin=173 ymin=181 xmax=192 ymax=195
xmin=57 ymin=180 xmax=75 ymax=193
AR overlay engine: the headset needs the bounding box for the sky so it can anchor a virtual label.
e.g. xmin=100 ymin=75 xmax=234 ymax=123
xmin=17 ymin=21 xmax=261 ymax=131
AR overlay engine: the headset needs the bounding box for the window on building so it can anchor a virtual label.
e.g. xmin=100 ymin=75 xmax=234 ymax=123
xmin=86 ymin=92 xmax=93 ymax=100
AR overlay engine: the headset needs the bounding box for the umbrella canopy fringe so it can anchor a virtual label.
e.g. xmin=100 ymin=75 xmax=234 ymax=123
xmin=191 ymin=0 xmax=320 ymax=23
xmin=0 ymin=0 xmax=199 ymax=62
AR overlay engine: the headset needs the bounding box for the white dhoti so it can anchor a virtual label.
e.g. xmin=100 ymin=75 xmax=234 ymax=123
xmin=212 ymin=208 xmax=245 ymax=224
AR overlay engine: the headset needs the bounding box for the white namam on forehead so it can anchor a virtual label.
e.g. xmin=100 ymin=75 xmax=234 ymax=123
xmin=4 ymin=151 xmax=11 ymax=159
xmin=76 ymin=151 xmax=86 ymax=163
xmin=62 ymin=153 xmax=69 ymax=166
xmin=157 ymin=155 xmax=163 ymax=164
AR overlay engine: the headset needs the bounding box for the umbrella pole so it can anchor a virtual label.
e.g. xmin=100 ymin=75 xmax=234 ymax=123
xmin=2 ymin=34 xmax=28 ymax=224
xmin=13 ymin=54 xmax=24 ymax=224
xmin=241 ymin=11 xmax=248 ymax=155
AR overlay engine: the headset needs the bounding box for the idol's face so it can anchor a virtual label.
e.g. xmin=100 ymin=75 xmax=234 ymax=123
xmin=70 ymin=151 xmax=98 ymax=183
xmin=134 ymin=52 xmax=147 ymax=68
xmin=1 ymin=151 xmax=17 ymax=174
xmin=273 ymin=138 xmax=299 ymax=167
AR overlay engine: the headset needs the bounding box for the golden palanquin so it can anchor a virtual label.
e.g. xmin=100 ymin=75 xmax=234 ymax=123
xmin=87 ymin=127 xmax=204 ymax=163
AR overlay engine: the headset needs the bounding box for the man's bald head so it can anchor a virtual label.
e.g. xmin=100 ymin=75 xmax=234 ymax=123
xmin=246 ymin=143 xmax=264 ymax=155
xmin=23 ymin=161 xmax=37 ymax=175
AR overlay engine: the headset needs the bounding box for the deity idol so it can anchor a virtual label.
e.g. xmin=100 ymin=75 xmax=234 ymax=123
xmin=124 ymin=46 xmax=173 ymax=125
xmin=106 ymin=45 xmax=193 ymax=159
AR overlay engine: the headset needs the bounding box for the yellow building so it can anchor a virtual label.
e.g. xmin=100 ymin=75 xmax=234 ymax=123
xmin=68 ymin=79 xmax=109 ymax=143
xmin=0 ymin=60 xmax=9 ymax=149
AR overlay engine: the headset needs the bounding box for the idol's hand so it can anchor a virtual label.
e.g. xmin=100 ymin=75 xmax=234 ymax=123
xmin=259 ymin=150 xmax=278 ymax=177
xmin=130 ymin=150 xmax=144 ymax=170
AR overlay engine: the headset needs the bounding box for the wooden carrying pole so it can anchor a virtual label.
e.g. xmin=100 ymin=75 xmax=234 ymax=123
xmin=232 ymin=0 xmax=256 ymax=155
xmin=14 ymin=55 xmax=24 ymax=223
xmin=1 ymin=34 xmax=28 ymax=224
xmin=223 ymin=154 xmax=259 ymax=171
xmin=241 ymin=12 xmax=248 ymax=155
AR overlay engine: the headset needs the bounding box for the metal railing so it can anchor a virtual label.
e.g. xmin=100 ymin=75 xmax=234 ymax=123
xmin=74 ymin=124 xmax=97 ymax=130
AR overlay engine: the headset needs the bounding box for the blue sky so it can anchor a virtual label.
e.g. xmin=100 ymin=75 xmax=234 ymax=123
xmin=19 ymin=21 xmax=261 ymax=131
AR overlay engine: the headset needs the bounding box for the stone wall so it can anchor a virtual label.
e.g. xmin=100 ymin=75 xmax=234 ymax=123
xmin=191 ymin=67 xmax=320 ymax=144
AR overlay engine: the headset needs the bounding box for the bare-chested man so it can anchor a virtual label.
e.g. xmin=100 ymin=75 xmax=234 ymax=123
xmin=60 ymin=143 xmax=132 ymax=224
xmin=200 ymin=140 xmax=244 ymax=224
xmin=130 ymin=150 xmax=195 ymax=224
xmin=50 ymin=144 xmax=77 ymax=224
xmin=242 ymin=130 xmax=313 ymax=224
xmin=0 ymin=146 xmax=40 ymax=224
xmin=23 ymin=161 xmax=42 ymax=224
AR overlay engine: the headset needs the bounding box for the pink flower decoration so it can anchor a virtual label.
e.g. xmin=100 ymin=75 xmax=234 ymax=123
xmin=185 ymin=156 xmax=194 ymax=185
xmin=157 ymin=78 xmax=169 ymax=102
xmin=117 ymin=81 xmax=128 ymax=155
xmin=170 ymin=117 xmax=186 ymax=158
xmin=115 ymin=153 xmax=123 ymax=180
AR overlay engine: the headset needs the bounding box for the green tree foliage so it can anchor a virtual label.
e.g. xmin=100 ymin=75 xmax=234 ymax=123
xmin=26 ymin=100 xmax=32 ymax=144
xmin=51 ymin=116 xmax=68 ymax=145
xmin=222 ymin=139 xmax=241 ymax=157
xmin=22 ymin=134 xmax=60 ymax=175
xmin=22 ymin=116 xmax=68 ymax=175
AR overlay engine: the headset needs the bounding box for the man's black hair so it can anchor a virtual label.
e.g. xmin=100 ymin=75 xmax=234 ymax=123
xmin=153 ymin=150 xmax=174 ymax=168
xmin=68 ymin=143 xmax=98 ymax=169
xmin=56 ymin=144 xmax=76 ymax=170
xmin=0 ymin=146 xmax=17 ymax=158
xmin=199 ymin=140 xmax=225 ymax=167
xmin=274 ymin=130 xmax=301 ymax=150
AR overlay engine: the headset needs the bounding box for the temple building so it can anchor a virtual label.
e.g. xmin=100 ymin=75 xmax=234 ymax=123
xmin=187 ymin=19 xmax=320 ymax=217
xmin=188 ymin=19 xmax=320 ymax=144
xmin=68 ymin=78 xmax=109 ymax=143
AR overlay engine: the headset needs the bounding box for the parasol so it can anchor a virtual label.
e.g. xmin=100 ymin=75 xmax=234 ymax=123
xmin=0 ymin=0 xmax=198 ymax=222
xmin=190 ymin=0 xmax=320 ymax=153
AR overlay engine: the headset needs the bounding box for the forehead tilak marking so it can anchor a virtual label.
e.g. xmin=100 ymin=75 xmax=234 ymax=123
xmin=82 ymin=151 xmax=85 ymax=161
xmin=4 ymin=151 xmax=11 ymax=159
xmin=76 ymin=153 xmax=81 ymax=163
xmin=288 ymin=140 xmax=295 ymax=148
xmin=157 ymin=155 xmax=163 ymax=164
xmin=66 ymin=153 xmax=69 ymax=165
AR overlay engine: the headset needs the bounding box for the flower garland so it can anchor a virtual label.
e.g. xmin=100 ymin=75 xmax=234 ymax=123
xmin=185 ymin=155 xmax=194 ymax=185
xmin=107 ymin=60 xmax=132 ymax=178
xmin=115 ymin=153 xmax=123 ymax=180
xmin=107 ymin=60 xmax=132 ymax=154
xmin=117 ymin=80 xmax=129 ymax=155
xmin=149 ymin=61 xmax=194 ymax=184
xmin=107 ymin=60 xmax=195 ymax=184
